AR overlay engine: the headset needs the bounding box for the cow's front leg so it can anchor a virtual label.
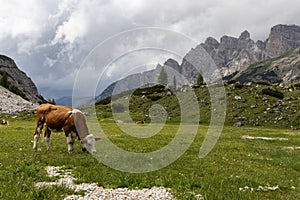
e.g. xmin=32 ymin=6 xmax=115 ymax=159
xmin=33 ymin=122 xmax=43 ymax=151
xmin=44 ymin=127 xmax=52 ymax=151
xmin=66 ymin=134 xmax=74 ymax=153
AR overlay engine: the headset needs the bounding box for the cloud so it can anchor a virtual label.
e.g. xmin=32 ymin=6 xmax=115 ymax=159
xmin=72 ymin=27 xmax=197 ymax=96
xmin=51 ymin=1 xmax=90 ymax=45
xmin=0 ymin=0 xmax=59 ymax=54
xmin=0 ymin=0 xmax=300 ymax=98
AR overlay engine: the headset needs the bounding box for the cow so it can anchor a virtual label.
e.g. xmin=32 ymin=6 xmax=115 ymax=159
xmin=33 ymin=104 xmax=100 ymax=154
xmin=1 ymin=119 xmax=8 ymax=125
xmin=135 ymin=120 xmax=145 ymax=124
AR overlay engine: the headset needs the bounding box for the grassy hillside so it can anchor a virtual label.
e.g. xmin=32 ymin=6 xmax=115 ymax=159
xmin=93 ymin=82 xmax=300 ymax=129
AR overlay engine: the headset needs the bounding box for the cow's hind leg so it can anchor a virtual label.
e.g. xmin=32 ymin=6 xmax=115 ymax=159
xmin=44 ymin=127 xmax=52 ymax=151
xmin=33 ymin=122 xmax=43 ymax=151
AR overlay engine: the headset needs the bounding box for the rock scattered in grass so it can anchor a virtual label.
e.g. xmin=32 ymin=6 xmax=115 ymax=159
xmin=241 ymin=135 xmax=288 ymax=141
xmin=66 ymin=186 xmax=174 ymax=200
xmin=239 ymin=186 xmax=254 ymax=192
xmin=257 ymin=185 xmax=279 ymax=191
xmin=35 ymin=166 xmax=175 ymax=200
xmin=239 ymin=185 xmax=279 ymax=192
xmin=233 ymin=122 xmax=243 ymax=127
xmin=282 ymin=146 xmax=300 ymax=150
xmin=194 ymin=193 xmax=203 ymax=200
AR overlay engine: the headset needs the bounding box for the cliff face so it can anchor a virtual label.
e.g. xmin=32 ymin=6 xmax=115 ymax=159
xmin=0 ymin=55 xmax=45 ymax=103
xmin=266 ymin=24 xmax=300 ymax=57
xmin=199 ymin=30 xmax=268 ymax=77
xmin=233 ymin=48 xmax=300 ymax=83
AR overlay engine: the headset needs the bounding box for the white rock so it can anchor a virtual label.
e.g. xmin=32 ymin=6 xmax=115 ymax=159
xmin=36 ymin=166 xmax=175 ymax=200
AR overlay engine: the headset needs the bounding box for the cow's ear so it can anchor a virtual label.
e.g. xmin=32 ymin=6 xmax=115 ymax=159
xmin=95 ymin=136 xmax=101 ymax=141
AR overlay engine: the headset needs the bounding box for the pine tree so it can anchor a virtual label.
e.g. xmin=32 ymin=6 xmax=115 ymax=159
xmin=157 ymin=67 xmax=168 ymax=86
xmin=172 ymin=76 xmax=177 ymax=91
xmin=0 ymin=71 xmax=9 ymax=89
xmin=48 ymin=98 xmax=56 ymax=105
xmin=197 ymin=72 xmax=204 ymax=85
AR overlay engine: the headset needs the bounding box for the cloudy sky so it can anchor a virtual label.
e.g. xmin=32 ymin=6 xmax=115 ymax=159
xmin=0 ymin=0 xmax=300 ymax=99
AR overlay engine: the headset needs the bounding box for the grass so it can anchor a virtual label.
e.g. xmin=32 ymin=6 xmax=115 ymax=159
xmin=1 ymin=118 xmax=300 ymax=199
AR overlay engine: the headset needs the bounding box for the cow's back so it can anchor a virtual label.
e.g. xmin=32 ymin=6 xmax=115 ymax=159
xmin=36 ymin=104 xmax=73 ymax=131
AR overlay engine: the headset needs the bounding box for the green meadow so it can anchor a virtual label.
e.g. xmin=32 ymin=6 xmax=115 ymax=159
xmin=1 ymin=118 xmax=300 ymax=199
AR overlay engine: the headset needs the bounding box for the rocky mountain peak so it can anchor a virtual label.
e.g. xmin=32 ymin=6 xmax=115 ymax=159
xmin=271 ymin=24 xmax=300 ymax=34
xmin=0 ymin=54 xmax=45 ymax=103
xmin=239 ymin=30 xmax=250 ymax=40
xmin=0 ymin=55 xmax=17 ymax=68
xmin=266 ymin=24 xmax=300 ymax=57
xmin=164 ymin=58 xmax=181 ymax=73
xmin=196 ymin=30 xmax=265 ymax=77
xmin=220 ymin=35 xmax=238 ymax=50
xmin=256 ymin=40 xmax=266 ymax=50
xmin=196 ymin=25 xmax=300 ymax=78
xmin=204 ymin=37 xmax=220 ymax=49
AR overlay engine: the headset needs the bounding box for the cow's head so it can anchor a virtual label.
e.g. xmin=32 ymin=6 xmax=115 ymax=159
xmin=81 ymin=134 xmax=100 ymax=154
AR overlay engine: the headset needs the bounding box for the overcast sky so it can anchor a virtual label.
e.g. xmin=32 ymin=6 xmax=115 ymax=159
xmin=0 ymin=0 xmax=300 ymax=99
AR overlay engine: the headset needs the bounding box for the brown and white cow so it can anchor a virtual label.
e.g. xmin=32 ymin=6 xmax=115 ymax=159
xmin=33 ymin=104 xmax=99 ymax=153
xmin=1 ymin=119 xmax=8 ymax=125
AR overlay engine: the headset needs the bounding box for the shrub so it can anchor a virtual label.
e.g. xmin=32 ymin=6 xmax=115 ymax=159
xmin=234 ymin=83 xmax=244 ymax=89
xmin=227 ymin=79 xmax=237 ymax=84
xmin=147 ymin=94 xmax=163 ymax=101
xmin=292 ymin=82 xmax=300 ymax=89
xmin=97 ymin=96 xmax=111 ymax=105
xmin=255 ymin=81 xmax=271 ymax=86
xmin=133 ymin=85 xmax=165 ymax=95
xmin=262 ymin=88 xmax=284 ymax=99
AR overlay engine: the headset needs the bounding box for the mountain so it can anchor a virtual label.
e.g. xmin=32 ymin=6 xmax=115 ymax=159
xmin=95 ymin=24 xmax=300 ymax=102
xmin=199 ymin=24 xmax=300 ymax=78
xmin=95 ymin=59 xmax=190 ymax=102
xmin=0 ymin=55 xmax=45 ymax=103
xmin=233 ymin=48 xmax=300 ymax=83
xmin=266 ymin=24 xmax=300 ymax=57
xmin=199 ymin=30 xmax=268 ymax=77
xmin=55 ymin=96 xmax=72 ymax=107
xmin=55 ymin=96 xmax=92 ymax=107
